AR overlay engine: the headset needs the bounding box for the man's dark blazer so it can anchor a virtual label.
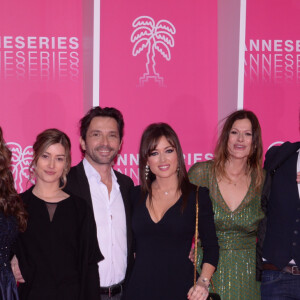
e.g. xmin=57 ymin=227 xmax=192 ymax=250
xmin=65 ymin=160 xmax=135 ymax=282
xmin=256 ymin=141 xmax=300 ymax=280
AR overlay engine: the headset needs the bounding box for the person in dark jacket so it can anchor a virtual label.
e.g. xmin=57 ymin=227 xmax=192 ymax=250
xmin=258 ymin=140 xmax=300 ymax=300
xmin=65 ymin=107 xmax=134 ymax=300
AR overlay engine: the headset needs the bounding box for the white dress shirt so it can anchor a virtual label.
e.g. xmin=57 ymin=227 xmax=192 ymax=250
xmin=83 ymin=158 xmax=127 ymax=287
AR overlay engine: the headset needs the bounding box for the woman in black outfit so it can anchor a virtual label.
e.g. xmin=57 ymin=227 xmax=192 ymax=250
xmin=0 ymin=127 xmax=27 ymax=300
xmin=16 ymin=129 xmax=102 ymax=300
xmin=122 ymin=123 xmax=219 ymax=300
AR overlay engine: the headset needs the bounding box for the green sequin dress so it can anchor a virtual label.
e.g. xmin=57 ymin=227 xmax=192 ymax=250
xmin=188 ymin=160 xmax=264 ymax=300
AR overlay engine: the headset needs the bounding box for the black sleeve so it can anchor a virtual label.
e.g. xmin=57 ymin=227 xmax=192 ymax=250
xmin=197 ymin=187 xmax=219 ymax=268
xmin=78 ymin=198 xmax=103 ymax=300
xmin=263 ymin=146 xmax=278 ymax=170
xmin=129 ymin=186 xmax=142 ymax=253
xmin=256 ymin=145 xmax=280 ymax=280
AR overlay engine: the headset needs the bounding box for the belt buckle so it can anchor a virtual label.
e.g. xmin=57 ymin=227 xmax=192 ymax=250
xmin=292 ymin=266 xmax=300 ymax=275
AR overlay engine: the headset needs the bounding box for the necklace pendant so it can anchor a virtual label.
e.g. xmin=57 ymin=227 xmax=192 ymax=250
xmin=164 ymin=191 xmax=168 ymax=195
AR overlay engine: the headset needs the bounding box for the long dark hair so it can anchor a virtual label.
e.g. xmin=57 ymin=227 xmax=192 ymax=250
xmin=213 ymin=110 xmax=263 ymax=189
xmin=0 ymin=127 xmax=27 ymax=231
xmin=139 ymin=123 xmax=190 ymax=209
xmin=30 ymin=129 xmax=71 ymax=189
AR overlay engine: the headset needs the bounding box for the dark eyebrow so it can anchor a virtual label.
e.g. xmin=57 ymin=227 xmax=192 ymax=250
xmin=152 ymin=145 xmax=174 ymax=151
xmin=43 ymin=152 xmax=65 ymax=157
xmin=90 ymin=130 xmax=118 ymax=134
xmin=231 ymin=127 xmax=252 ymax=131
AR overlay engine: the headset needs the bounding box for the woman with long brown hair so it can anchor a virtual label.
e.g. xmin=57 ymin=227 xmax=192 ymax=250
xmin=122 ymin=123 xmax=219 ymax=300
xmin=15 ymin=129 xmax=102 ymax=300
xmin=0 ymin=127 xmax=27 ymax=300
xmin=189 ymin=110 xmax=264 ymax=300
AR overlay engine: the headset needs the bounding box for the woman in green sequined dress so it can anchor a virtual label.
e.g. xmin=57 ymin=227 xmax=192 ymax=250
xmin=188 ymin=110 xmax=264 ymax=300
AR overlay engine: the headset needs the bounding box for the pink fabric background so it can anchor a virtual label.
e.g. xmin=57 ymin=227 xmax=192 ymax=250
xmin=244 ymin=0 xmax=300 ymax=151
xmin=100 ymin=0 xmax=218 ymax=183
xmin=0 ymin=0 xmax=83 ymax=191
xmin=0 ymin=0 xmax=299 ymax=189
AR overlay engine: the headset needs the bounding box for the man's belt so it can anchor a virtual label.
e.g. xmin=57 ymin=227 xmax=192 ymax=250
xmin=100 ymin=281 xmax=124 ymax=297
xmin=263 ymin=263 xmax=300 ymax=275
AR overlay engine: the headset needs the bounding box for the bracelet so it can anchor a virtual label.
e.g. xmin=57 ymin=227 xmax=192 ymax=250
xmin=198 ymin=277 xmax=210 ymax=288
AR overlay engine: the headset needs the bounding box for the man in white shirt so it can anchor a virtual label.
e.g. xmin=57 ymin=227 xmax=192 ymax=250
xmin=65 ymin=107 xmax=134 ymax=299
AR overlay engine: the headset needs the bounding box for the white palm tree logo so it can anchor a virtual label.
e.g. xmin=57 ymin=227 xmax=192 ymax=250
xmin=7 ymin=142 xmax=33 ymax=192
xmin=131 ymin=16 xmax=176 ymax=86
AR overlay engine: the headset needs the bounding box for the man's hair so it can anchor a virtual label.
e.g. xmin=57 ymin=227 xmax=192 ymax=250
xmin=80 ymin=107 xmax=124 ymax=141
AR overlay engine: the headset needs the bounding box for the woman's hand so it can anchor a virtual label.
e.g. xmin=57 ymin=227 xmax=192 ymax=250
xmin=11 ymin=255 xmax=25 ymax=283
xmin=189 ymin=237 xmax=200 ymax=264
xmin=297 ymin=172 xmax=300 ymax=183
xmin=189 ymin=245 xmax=195 ymax=264
xmin=187 ymin=281 xmax=209 ymax=300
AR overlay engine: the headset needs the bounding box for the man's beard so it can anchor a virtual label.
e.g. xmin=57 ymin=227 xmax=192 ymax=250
xmin=87 ymin=145 xmax=118 ymax=165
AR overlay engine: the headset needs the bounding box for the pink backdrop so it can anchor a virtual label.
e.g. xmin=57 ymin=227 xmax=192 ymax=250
xmin=1 ymin=0 xmax=299 ymax=190
xmin=0 ymin=0 xmax=84 ymax=191
xmin=100 ymin=0 xmax=218 ymax=183
xmin=244 ymin=0 xmax=300 ymax=151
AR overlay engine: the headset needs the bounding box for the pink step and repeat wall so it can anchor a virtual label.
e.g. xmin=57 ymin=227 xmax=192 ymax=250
xmin=0 ymin=0 xmax=84 ymax=191
xmin=0 ymin=0 xmax=299 ymax=190
xmin=244 ymin=0 xmax=300 ymax=148
xmin=100 ymin=0 xmax=218 ymax=182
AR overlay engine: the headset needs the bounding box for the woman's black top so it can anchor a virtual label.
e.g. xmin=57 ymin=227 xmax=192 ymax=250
xmin=16 ymin=187 xmax=103 ymax=300
xmin=122 ymin=184 xmax=219 ymax=300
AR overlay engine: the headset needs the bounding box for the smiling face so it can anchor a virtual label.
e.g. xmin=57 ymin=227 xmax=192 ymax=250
xmin=227 ymin=118 xmax=253 ymax=160
xmin=34 ymin=143 xmax=67 ymax=185
xmin=80 ymin=116 xmax=122 ymax=167
xmin=147 ymin=136 xmax=178 ymax=180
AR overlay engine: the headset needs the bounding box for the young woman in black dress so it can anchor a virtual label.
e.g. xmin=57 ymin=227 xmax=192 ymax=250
xmin=122 ymin=123 xmax=219 ymax=300
xmin=15 ymin=129 xmax=103 ymax=300
xmin=0 ymin=127 xmax=27 ymax=300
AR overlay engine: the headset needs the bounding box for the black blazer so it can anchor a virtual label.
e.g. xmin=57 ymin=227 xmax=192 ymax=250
xmin=65 ymin=161 xmax=135 ymax=282
xmin=257 ymin=141 xmax=300 ymax=277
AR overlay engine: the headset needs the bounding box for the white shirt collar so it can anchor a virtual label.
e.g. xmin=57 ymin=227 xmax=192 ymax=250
xmin=83 ymin=158 xmax=118 ymax=183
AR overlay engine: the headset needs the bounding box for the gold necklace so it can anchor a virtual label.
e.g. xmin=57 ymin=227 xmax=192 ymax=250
xmin=227 ymin=173 xmax=250 ymax=187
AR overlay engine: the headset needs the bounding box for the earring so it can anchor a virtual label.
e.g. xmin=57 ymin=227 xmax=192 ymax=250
xmin=29 ymin=167 xmax=36 ymax=184
xmin=145 ymin=165 xmax=150 ymax=180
